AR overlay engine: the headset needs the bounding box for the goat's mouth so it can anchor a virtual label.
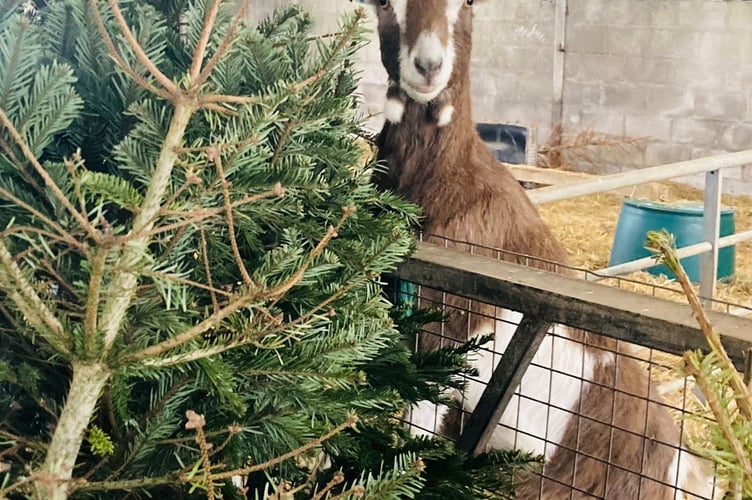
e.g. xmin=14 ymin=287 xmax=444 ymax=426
xmin=401 ymin=80 xmax=442 ymax=103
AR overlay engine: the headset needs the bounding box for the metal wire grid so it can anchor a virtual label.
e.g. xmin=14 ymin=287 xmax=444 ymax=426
xmin=395 ymin=282 xmax=721 ymax=500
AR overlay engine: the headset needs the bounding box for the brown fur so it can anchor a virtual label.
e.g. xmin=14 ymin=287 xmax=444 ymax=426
xmin=373 ymin=1 xmax=689 ymax=498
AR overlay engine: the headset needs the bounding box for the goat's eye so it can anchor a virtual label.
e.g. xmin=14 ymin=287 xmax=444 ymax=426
xmin=466 ymin=0 xmax=473 ymax=4
xmin=378 ymin=0 xmax=389 ymax=6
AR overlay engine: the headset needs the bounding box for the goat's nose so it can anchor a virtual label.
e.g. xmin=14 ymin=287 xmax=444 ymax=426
xmin=414 ymin=56 xmax=443 ymax=79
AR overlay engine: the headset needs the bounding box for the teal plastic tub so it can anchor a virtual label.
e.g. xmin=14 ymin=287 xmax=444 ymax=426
xmin=608 ymin=199 xmax=736 ymax=282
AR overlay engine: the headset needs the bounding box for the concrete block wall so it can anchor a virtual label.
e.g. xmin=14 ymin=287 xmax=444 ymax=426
xmin=564 ymin=0 xmax=752 ymax=194
xmin=249 ymin=1 xmax=752 ymax=195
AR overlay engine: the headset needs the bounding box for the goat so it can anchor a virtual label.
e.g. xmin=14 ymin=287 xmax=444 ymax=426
xmin=366 ymin=0 xmax=717 ymax=498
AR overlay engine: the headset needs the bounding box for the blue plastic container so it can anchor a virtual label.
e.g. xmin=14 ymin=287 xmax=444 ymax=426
xmin=608 ymin=199 xmax=735 ymax=282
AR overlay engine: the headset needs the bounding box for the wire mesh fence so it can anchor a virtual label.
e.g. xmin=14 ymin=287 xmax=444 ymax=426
xmin=390 ymin=238 xmax=752 ymax=499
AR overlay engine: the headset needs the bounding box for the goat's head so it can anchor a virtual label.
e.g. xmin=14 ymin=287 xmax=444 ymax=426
xmin=372 ymin=0 xmax=475 ymax=104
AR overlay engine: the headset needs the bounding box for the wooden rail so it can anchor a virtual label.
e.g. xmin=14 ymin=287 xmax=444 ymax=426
xmin=397 ymin=243 xmax=752 ymax=367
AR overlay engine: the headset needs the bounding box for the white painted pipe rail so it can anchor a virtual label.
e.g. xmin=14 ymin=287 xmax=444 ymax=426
xmin=587 ymin=229 xmax=752 ymax=281
xmin=522 ymin=149 xmax=752 ymax=308
xmin=526 ymin=149 xmax=752 ymax=205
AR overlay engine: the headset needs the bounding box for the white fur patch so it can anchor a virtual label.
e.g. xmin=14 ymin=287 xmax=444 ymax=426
xmin=383 ymin=96 xmax=405 ymax=123
xmin=437 ymin=104 xmax=454 ymax=127
xmin=407 ymin=310 xmax=598 ymax=461
xmin=461 ymin=312 xmax=596 ymax=458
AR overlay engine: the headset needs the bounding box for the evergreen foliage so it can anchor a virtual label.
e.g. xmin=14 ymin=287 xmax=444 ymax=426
xmin=647 ymin=230 xmax=752 ymax=496
xmin=0 ymin=1 xmax=537 ymax=498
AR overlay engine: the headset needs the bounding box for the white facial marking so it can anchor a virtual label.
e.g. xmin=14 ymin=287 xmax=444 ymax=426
xmin=391 ymin=0 xmax=465 ymax=104
xmin=391 ymin=0 xmax=407 ymax=30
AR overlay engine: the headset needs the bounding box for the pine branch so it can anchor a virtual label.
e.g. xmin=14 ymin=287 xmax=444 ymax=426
xmin=646 ymin=230 xmax=752 ymax=419
xmin=209 ymin=415 xmax=358 ymax=480
xmin=87 ymin=0 xmax=169 ymax=100
xmin=147 ymin=186 xmax=285 ymax=239
xmin=0 ymin=239 xmax=70 ymax=355
xmin=684 ymin=358 xmax=752 ymax=480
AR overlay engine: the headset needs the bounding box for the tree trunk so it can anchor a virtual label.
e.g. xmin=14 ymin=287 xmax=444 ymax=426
xmin=34 ymin=361 xmax=110 ymax=500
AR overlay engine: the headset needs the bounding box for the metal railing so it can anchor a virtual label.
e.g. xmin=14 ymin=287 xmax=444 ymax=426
xmin=525 ymin=149 xmax=752 ymax=308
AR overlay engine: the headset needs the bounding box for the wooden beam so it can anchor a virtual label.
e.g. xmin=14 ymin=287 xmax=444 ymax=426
xmin=456 ymin=315 xmax=551 ymax=456
xmin=396 ymin=243 xmax=752 ymax=370
xmin=506 ymin=164 xmax=595 ymax=186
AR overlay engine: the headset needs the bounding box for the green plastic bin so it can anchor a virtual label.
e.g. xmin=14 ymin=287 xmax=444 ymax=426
xmin=608 ymin=199 xmax=736 ymax=282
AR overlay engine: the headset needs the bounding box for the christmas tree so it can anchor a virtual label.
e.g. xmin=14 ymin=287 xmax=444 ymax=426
xmin=0 ymin=1 xmax=537 ymax=498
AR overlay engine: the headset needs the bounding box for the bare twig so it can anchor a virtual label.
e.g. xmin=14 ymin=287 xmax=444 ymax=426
xmin=87 ymin=0 xmax=171 ymax=100
xmin=311 ymin=470 xmax=345 ymax=500
xmin=211 ymin=147 xmax=254 ymax=287
xmin=84 ymin=248 xmax=108 ymax=353
xmin=105 ymin=0 xmax=178 ymax=95
xmin=189 ymin=0 xmax=222 ymax=84
xmin=209 ymin=415 xmax=358 ymax=480
xmin=196 ymin=0 xmax=252 ymax=85
xmin=0 ymin=108 xmax=100 ymax=243
xmin=200 ymin=227 xmax=220 ymax=313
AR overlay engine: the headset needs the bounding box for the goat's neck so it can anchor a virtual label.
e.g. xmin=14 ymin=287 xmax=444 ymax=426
xmin=376 ymin=68 xmax=478 ymax=191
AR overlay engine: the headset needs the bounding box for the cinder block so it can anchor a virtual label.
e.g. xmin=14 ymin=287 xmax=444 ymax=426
xmin=604 ymin=27 xmax=651 ymax=56
xmin=625 ymin=116 xmax=671 ymax=143
xmin=647 ymin=3 xmax=678 ymax=29
xmin=720 ymin=124 xmax=752 ymax=151
xmin=690 ymin=148 xmax=731 ymax=162
xmin=677 ymin=3 xmax=727 ymax=30
xmin=699 ymin=32 xmax=752 ymax=64
xmin=603 ymin=83 xmax=648 ymax=110
xmin=726 ymin=2 xmax=752 ymax=31
xmin=644 ymin=142 xmax=692 ymax=166
xmin=566 ymin=26 xmax=607 ymax=53
xmin=647 ymin=29 xmax=700 ymax=59
xmin=564 ymin=54 xmax=627 ymax=83
xmin=644 ymin=85 xmax=693 ymax=116
xmin=565 ymin=82 xmax=604 ymax=110
xmin=671 ymin=118 xmax=724 ymax=148
xmin=694 ymin=92 xmax=748 ymax=121
xmin=578 ymin=111 xmax=626 ymax=135
xmin=621 ymin=56 xmax=677 ymax=86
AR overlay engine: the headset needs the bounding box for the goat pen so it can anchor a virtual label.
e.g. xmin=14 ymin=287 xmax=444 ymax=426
xmin=393 ymin=239 xmax=752 ymax=499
